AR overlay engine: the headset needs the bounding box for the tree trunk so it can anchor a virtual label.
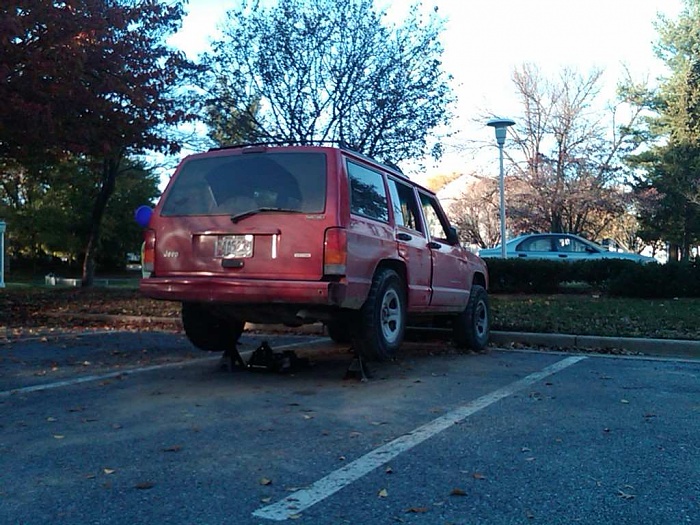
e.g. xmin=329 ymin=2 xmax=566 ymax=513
xmin=81 ymin=157 xmax=119 ymax=287
xmin=669 ymin=243 xmax=680 ymax=262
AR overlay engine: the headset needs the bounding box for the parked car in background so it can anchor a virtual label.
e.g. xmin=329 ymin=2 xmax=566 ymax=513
xmin=478 ymin=233 xmax=656 ymax=263
xmin=139 ymin=143 xmax=491 ymax=361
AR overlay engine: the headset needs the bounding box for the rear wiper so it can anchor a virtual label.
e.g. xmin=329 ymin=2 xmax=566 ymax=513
xmin=230 ymin=207 xmax=301 ymax=223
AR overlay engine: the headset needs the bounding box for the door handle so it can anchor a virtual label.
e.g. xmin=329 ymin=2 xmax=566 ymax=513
xmin=397 ymin=232 xmax=412 ymax=241
xmin=428 ymin=241 xmax=441 ymax=249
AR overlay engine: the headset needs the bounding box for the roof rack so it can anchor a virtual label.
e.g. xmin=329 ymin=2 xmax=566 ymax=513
xmin=209 ymin=140 xmax=351 ymax=152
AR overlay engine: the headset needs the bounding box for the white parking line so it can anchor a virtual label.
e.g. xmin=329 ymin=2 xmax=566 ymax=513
xmin=0 ymin=339 xmax=326 ymax=398
xmin=253 ymin=355 xmax=587 ymax=521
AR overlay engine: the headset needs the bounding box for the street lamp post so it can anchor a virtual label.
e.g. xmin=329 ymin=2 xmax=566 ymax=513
xmin=487 ymin=118 xmax=515 ymax=258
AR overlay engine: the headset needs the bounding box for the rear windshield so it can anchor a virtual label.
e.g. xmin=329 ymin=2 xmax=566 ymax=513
xmin=160 ymin=152 xmax=327 ymax=216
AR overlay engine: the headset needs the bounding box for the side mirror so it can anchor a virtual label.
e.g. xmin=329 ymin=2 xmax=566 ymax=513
xmin=134 ymin=205 xmax=153 ymax=228
xmin=447 ymin=226 xmax=460 ymax=246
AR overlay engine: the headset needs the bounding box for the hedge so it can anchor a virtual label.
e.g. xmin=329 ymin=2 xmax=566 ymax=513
xmin=483 ymin=258 xmax=700 ymax=298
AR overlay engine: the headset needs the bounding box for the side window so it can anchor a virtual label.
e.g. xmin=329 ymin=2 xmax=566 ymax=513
xmin=419 ymin=192 xmax=452 ymax=242
xmin=556 ymin=236 xmax=588 ymax=252
xmin=347 ymin=161 xmax=389 ymax=222
xmin=387 ymin=178 xmax=424 ymax=233
xmin=520 ymin=237 xmax=552 ymax=252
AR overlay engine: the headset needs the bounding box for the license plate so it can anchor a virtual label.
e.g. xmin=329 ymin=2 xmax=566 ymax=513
xmin=215 ymin=235 xmax=254 ymax=258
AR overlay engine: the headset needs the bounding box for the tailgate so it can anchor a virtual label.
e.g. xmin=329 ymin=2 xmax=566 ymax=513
xmin=153 ymin=214 xmax=330 ymax=280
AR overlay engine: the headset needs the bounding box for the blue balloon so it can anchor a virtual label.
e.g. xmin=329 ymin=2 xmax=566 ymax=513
xmin=134 ymin=205 xmax=153 ymax=228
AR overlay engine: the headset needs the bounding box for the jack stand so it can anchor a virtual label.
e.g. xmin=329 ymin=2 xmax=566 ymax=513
xmin=220 ymin=344 xmax=246 ymax=372
xmin=344 ymin=349 xmax=371 ymax=382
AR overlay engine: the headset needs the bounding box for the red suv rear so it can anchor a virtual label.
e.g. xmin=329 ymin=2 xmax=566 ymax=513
xmin=140 ymin=144 xmax=490 ymax=360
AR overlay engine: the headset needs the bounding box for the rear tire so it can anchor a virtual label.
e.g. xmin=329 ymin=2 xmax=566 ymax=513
xmin=353 ymin=268 xmax=406 ymax=361
xmin=326 ymin=316 xmax=352 ymax=344
xmin=453 ymin=285 xmax=490 ymax=352
xmin=181 ymin=302 xmax=245 ymax=352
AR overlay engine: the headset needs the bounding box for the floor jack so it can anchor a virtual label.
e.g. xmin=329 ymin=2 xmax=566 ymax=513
xmin=220 ymin=340 xmax=370 ymax=381
xmin=220 ymin=340 xmax=309 ymax=374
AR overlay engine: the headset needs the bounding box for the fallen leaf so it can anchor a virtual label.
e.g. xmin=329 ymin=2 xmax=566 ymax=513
xmin=261 ymin=497 xmax=272 ymax=503
xmin=103 ymin=468 xmax=116 ymax=475
xmin=260 ymin=477 xmax=272 ymax=486
xmin=289 ymin=514 xmax=302 ymax=520
xmin=450 ymin=488 xmax=467 ymax=496
xmin=617 ymin=489 xmax=635 ymax=500
xmin=46 ymin=417 xmax=57 ymax=422
xmin=385 ymin=466 xmax=393 ymax=474
xmin=53 ymin=434 xmax=65 ymax=440
xmin=472 ymin=472 xmax=486 ymax=480
xmin=135 ymin=481 xmax=155 ymax=490
xmin=378 ymin=488 xmax=388 ymax=498
xmin=406 ymin=507 xmax=428 ymax=513
xmin=621 ymin=399 xmax=629 ymax=404
xmin=302 ymin=414 xmax=314 ymax=420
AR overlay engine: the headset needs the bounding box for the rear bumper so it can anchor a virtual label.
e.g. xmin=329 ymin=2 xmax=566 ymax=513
xmin=139 ymin=276 xmax=348 ymax=306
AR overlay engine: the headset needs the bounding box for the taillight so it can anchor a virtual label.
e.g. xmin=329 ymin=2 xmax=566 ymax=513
xmin=324 ymin=227 xmax=347 ymax=275
xmin=142 ymin=229 xmax=156 ymax=277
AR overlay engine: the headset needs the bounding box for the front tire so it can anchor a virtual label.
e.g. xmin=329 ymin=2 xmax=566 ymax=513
xmin=453 ymin=285 xmax=490 ymax=352
xmin=181 ymin=302 xmax=245 ymax=352
xmin=353 ymin=268 xmax=406 ymax=361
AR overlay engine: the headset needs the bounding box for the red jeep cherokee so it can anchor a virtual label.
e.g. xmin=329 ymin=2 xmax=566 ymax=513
xmin=140 ymin=144 xmax=490 ymax=360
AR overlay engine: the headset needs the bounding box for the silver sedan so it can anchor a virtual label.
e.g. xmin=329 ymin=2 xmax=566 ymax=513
xmin=478 ymin=233 xmax=656 ymax=263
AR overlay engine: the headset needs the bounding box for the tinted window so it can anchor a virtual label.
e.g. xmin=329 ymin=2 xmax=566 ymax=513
xmin=161 ymin=152 xmax=326 ymax=216
xmin=347 ymin=161 xmax=389 ymax=222
xmin=388 ymin=178 xmax=423 ymax=233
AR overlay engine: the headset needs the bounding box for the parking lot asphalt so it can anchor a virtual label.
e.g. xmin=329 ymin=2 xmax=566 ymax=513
xmin=0 ymin=330 xmax=698 ymax=525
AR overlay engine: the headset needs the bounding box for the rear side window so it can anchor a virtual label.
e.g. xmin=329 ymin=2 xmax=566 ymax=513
xmin=347 ymin=160 xmax=389 ymax=222
xmin=160 ymin=152 xmax=327 ymax=216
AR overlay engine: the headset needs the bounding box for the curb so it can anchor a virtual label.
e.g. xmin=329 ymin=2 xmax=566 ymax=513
xmin=490 ymin=331 xmax=700 ymax=360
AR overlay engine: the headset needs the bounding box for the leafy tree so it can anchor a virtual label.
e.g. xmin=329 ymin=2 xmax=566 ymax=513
xmin=0 ymin=156 xmax=159 ymax=273
xmin=624 ymin=0 xmax=700 ymax=260
xmin=0 ymin=0 xmax=198 ymax=284
xmin=204 ymin=0 xmax=453 ymax=164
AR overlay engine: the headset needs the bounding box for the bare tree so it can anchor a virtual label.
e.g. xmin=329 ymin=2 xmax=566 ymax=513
xmin=503 ymin=64 xmax=645 ymax=239
xmin=204 ymin=0 xmax=453 ymax=164
xmin=446 ymin=175 xmax=501 ymax=248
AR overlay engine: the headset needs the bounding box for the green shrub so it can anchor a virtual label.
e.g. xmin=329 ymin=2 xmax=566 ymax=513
xmin=606 ymin=261 xmax=700 ymax=298
xmin=483 ymin=258 xmax=700 ymax=298
xmin=484 ymin=259 xmax=567 ymax=294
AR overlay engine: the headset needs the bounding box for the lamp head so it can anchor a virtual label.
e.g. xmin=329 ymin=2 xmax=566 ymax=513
xmin=487 ymin=117 xmax=516 ymax=146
